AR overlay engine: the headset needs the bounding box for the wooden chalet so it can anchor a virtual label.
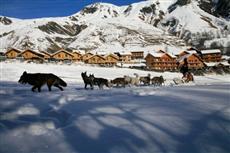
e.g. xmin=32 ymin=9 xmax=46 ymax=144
xmin=200 ymin=49 xmax=222 ymax=63
xmin=5 ymin=48 xmax=21 ymax=59
xmin=85 ymin=54 xmax=106 ymax=65
xmin=52 ymin=49 xmax=74 ymax=61
xmin=118 ymin=52 xmax=132 ymax=64
xmin=72 ymin=51 xmax=82 ymax=62
xmin=18 ymin=49 xmax=44 ymax=61
xmin=82 ymin=52 xmax=94 ymax=62
xmin=145 ymin=51 xmax=177 ymax=71
xmin=177 ymin=53 xmax=205 ymax=70
xmin=104 ymin=54 xmax=119 ymax=66
xmin=131 ymin=51 xmax=144 ymax=60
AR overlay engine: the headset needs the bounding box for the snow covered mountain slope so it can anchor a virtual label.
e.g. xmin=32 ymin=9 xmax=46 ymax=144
xmin=0 ymin=0 xmax=229 ymax=54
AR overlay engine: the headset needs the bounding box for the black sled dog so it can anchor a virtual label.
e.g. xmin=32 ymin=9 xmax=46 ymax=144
xmin=81 ymin=72 xmax=94 ymax=89
xmin=90 ymin=74 xmax=110 ymax=89
xmin=18 ymin=71 xmax=67 ymax=92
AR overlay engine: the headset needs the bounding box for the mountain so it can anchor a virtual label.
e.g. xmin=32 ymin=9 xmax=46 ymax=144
xmin=0 ymin=0 xmax=229 ymax=55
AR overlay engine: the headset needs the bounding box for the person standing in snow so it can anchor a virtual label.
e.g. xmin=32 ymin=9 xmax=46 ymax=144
xmin=179 ymin=58 xmax=189 ymax=79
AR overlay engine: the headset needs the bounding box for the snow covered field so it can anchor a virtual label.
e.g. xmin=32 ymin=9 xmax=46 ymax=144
xmin=0 ymin=62 xmax=230 ymax=153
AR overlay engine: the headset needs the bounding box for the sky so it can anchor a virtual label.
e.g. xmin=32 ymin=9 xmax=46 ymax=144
xmin=0 ymin=0 xmax=143 ymax=19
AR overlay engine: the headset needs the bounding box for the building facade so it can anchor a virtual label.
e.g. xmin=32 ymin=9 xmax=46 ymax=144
xmin=5 ymin=48 xmax=21 ymax=59
xmin=51 ymin=49 xmax=74 ymax=61
xmin=131 ymin=51 xmax=144 ymax=60
xmin=85 ymin=54 xmax=106 ymax=64
xmin=19 ymin=49 xmax=44 ymax=61
xmin=104 ymin=54 xmax=119 ymax=66
xmin=145 ymin=52 xmax=177 ymax=71
xmin=200 ymin=49 xmax=222 ymax=63
xmin=177 ymin=53 xmax=205 ymax=70
xmin=72 ymin=51 xmax=82 ymax=62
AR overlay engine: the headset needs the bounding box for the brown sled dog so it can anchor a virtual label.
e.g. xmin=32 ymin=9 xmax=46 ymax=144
xmin=183 ymin=72 xmax=194 ymax=83
xmin=18 ymin=71 xmax=67 ymax=92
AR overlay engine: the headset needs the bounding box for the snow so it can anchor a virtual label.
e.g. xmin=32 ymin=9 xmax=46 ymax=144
xmin=205 ymin=61 xmax=230 ymax=67
xmin=0 ymin=61 xmax=230 ymax=153
xmin=147 ymin=51 xmax=164 ymax=57
xmin=204 ymin=35 xmax=230 ymax=48
xmin=201 ymin=49 xmax=221 ymax=54
xmin=1 ymin=0 xmax=229 ymax=54
xmin=185 ymin=50 xmax=197 ymax=54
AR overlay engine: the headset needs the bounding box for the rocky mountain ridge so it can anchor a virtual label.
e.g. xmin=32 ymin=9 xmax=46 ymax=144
xmin=0 ymin=0 xmax=229 ymax=54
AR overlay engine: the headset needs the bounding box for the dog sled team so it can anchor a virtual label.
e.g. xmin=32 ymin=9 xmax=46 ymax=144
xmin=18 ymin=71 xmax=194 ymax=92
xmin=18 ymin=58 xmax=194 ymax=92
xmin=81 ymin=71 xmax=167 ymax=90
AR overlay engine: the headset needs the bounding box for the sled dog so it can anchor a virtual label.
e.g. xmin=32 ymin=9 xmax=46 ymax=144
xmin=151 ymin=76 xmax=165 ymax=86
xmin=139 ymin=74 xmax=151 ymax=85
xmin=18 ymin=71 xmax=67 ymax=92
xmin=111 ymin=77 xmax=126 ymax=87
xmin=81 ymin=72 xmax=94 ymax=89
xmin=90 ymin=74 xmax=110 ymax=89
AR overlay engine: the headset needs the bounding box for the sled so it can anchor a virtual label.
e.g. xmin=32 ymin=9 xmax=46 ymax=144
xmin=173 ymin=78 xmax=185 ymax=85
xmin=173 ymin=73 xmax=194 ymax=85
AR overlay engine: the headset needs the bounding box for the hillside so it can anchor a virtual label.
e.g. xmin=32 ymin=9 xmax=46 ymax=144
xmin=0 ymin=0 xmax=229 ymax=54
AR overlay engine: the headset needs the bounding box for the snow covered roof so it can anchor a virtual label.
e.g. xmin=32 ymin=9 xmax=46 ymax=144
xmin=83 ymin=52 xmax=94 ymax=56
xmin=96 ymin=51 xmax=107 ymax=56
xmin=19 ymin=49 xmax=45 ymax=57
xmin=52 ymin=49 xmax=74 ymax=56
xmin=160 ymin=46 xmax=184 ymax=56
xmin=104 ymin=53 xmax=119 ymax=59
xmin=220 ymin=61 xmax=230 ymax=66
xmin=86 ymin=54 xmax=106 ymax=60
xmin=200 ymin=49 xmax=221 ymax=54
xmin=177 ymin=54 xmax=190 ymax=63
xmin=204 ymin=62 xmax=216 ymax=67
xmin=130 ymin=50 xmax=144 ymax=53
xmin=168 ymin=53 xmax=177 ymax=58
xmin=205 ymin=61 xmax=230 ymax=67
xmin=186 ymin=50 xmax=197 ymax=54
xmin=222 ymin=55 xmax=230 ymax=60
xmin=72 ymin=51 xmax=82 ymax=55
xmin=72 ymin=50 xmax=84 ymax=55
xmin=148 ymin=52 xmax=165 ymax=58
xmin=175 ymin=50 xmax=198 ymax=56
xmin=147 ymin=51 xmax=176 ymax=58
xmin=157 ymin=50 xmax=166 ymax=53
xmin=177 ymin=53 xmax=201 ymax=63
xmin=118 ymin=51 xmax=132 ymax=55
xmin=5 ymin=48 xmax=22 ymax=53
